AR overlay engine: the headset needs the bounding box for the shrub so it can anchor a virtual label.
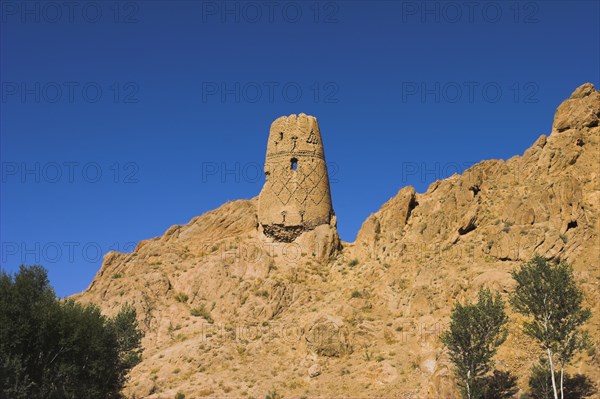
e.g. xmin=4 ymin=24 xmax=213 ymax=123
xmin=256 ymin=289 xmax=269 ymax=298
xmin=528 ymin=358 xmax=596 ymax=399
xmin=501 ymin=220 xmax=513 ymax=233
xmin=175 ymin=292 xmax=189 ymax=303
xmin=351 ymin=290 xmax=362 ymax=298
xmin=265 ymin=389 xmax=282 ymax=399
xmin=175 ymin=392 xmax=185 ymax=399
xmin=190 ymin=304 xmax=214 ymax=323
xmin=348 ymin=258 xmax=359 ymax=267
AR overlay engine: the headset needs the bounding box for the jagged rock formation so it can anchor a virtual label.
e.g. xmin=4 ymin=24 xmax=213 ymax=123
xmin=258 ymin=114 xmax=335 ymax=242
xmin=355 ymin=83 xmax=599 ymax=268
xmin=74 ymin=84 xmax=599 ymax=399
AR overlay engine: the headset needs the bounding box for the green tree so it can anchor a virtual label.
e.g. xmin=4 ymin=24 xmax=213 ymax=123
xmin=109 ymin=304 xmax=144 ymax=371
xmin=441 ymin=287 xmax=509 ymax=399
xmin=510 ymin=256 xmax=592 ymax=399
xmin=0 ymin=265 xmax=143 ymax=399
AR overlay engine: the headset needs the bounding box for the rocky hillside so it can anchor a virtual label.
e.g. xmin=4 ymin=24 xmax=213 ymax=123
xmin=74 ymin=83 xmax=600 ymax=398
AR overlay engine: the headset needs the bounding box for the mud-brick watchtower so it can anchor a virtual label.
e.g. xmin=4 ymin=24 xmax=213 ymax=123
xmin=258 ymin=114 xmax=334 ymax=242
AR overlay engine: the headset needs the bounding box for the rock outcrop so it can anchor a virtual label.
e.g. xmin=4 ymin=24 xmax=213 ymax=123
xmin=74 ymin=84 xmax=600 ymax=399
xmin=355 ymin=83 xmax=599 ymax=270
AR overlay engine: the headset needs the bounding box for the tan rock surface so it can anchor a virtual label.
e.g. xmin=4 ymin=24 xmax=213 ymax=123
xmin=75 ymin=84 xmax=600 ymax=398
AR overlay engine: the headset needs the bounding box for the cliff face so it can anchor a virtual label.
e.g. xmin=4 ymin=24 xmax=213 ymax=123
xmin=74 ymin=84 xmax=600 ymax=399
xmin=356 ymin=83 xmax=599 ymax=270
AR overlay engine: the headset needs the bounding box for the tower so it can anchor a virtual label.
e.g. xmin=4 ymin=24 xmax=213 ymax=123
xmin=258 ymin=114 xmax=334 ymax=242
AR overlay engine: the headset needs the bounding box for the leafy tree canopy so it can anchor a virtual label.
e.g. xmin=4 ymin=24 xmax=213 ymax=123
xmin=0 ymin=265 xmax=143 ymax=399
xmin=441 ymin=287 xmax=509 ymax=399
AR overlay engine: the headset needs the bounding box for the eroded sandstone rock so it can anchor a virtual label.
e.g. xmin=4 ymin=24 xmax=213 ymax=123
xmin=73 ymin=84 xmax=599 ymax=399
xmin=553 ymin=82 xmax=600 ymax=132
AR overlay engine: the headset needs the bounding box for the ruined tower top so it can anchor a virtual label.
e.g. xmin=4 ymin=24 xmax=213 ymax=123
xmin=258 ymin=113 xmax=334 ymax=242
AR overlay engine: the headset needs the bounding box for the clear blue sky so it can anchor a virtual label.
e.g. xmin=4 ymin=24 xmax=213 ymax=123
xmin=1 ymin=1 xmax=599 ymax=297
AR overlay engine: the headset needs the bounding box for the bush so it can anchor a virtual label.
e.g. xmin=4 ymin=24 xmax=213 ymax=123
xmin=265 ymin=389 xmax=282 ymax=399
xmin=529 ymin=360 xmax=556 ymax=399
xmin=190 ymin=304 xmax=214 ymax=323
xmin=350 ymin=290 xmax=362 ymax=298
xmin=528 ymin=358 xmax=597 ymax=399
xmin=0 ymin=265 xmax=143 ymax=399
xmin=256 ymin=289 xmax=269 ymax=298
xmin=175 ymin=392 xmax=185 ymax=399
xmin=174 ymin=292 xmax=189 ymax=303
xmin=348 ymin=258 xmax=359 ymax=267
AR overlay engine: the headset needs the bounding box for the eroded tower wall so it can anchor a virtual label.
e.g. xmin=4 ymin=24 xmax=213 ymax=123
xmin=258 ymin=114 xmax=334 ymax=242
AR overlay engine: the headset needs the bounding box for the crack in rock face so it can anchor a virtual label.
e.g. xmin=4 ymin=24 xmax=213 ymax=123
xmin=258 ymin=113 xmax=335 ymax=242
